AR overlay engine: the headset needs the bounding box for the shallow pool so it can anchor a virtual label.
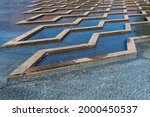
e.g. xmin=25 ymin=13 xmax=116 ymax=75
xmin=28 ymin=19 xmax=100 ymax=40
xmin=1 ymin=0 xmax=150 ymax=100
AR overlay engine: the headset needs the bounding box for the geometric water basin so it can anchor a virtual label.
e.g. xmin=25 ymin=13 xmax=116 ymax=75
xmin=28 ymin=21 xmax=125 ymax=41
xmin=28 ymin=19 xmax=101 ymax=40
xmin=8 ymin=20 xmax=150 ymax=79
xmin=36 ymin=34 xmax=130 ymax=66
xmin=13 ymin=22 xmax=150 ymax=78
xmin=35 ymin=22 xmax=150 ymax=67
xmin=28 ymin=27 xmax=65 ymax=40
xmin=3 ymin=0 xmax=150 ymax=81
xmin=3 ymin=0 xmax=150 ymax=103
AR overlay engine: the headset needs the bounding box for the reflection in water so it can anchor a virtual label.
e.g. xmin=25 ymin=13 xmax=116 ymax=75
xmin=36 ymin=23 xmax=150 ymax=66
xmin=134 ymin=24 xmax=150 ymax=36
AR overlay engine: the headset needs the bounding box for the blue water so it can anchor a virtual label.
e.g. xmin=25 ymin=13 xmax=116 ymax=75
xmin=1 ymin=0 xmax=150 ymax=100
xmin=35 ymin=22 xmax=126 ymax=66
xmin=36 ymin=23 xmax=150 ymax=66
xmin=0 ymin=0 xmax=36 ymax=45
xmin=28 ymin=19 xmax=100 ymax=40
xmin=0 ymin=0 xmax=42 ymax=91
xmin=36 ymin=33 xmax=129 ymax=66
xmin=28 ymin=20 xmax=125 ymax=40
xmin=29 ymin=22 xmax=125 ymax=49
xmin=29 ymin=15 xmax=126 ymax=40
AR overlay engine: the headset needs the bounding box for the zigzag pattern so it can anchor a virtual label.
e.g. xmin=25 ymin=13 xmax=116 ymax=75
xmin=2 ymin=0 xmax=150 ymax=80
xmin=2 ymin=14 xmax=129 ymax=47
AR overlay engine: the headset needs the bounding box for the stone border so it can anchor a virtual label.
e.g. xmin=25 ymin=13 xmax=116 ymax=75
xmin=16 ymin=10 xmax=105 ymax=25
xmin=16 ymin=1 xmax=125 ymax=25
xmin=16 ymin=7 xmax=129 ymax=25
xmin=7 ymin=21 xmax=150 ymax=80
xmin=2 ymin=14 xmax=129 ymax=47
xmin=16 ymin=1 xmax=149 ymax=25
xmin=5 ymin=0 xmax=150 ymax=80
xmin=23 ymin=6 xmax=81 ymax=14
xmin=17 ymin=8 xmax=109 ymax=25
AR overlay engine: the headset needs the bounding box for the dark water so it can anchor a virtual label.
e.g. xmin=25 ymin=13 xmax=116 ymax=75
xmin=28 ymin=19 xmax=100 ymax=40
xmin=36 ymin=33 xmax=128 ymax=66
xmin=28 ymin=21 xmax=124 ymax=40
xmin=2 ymin=41 xmax=150 ymax=100
xmin=56 ymin=17 xmax=77 ymax=24
xmin=88 ymin=12 xmax=103 ymax=17
xmin=30 ymin=19 xmax=150 ymax=67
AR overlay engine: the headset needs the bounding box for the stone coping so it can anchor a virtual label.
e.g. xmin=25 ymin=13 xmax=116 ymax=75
xmin=4 ymin=0 xmax=150 ymax=80
xmin=2 ymin=14 xmax=129 ymax=47
xmin=23 ymin=6 xmax=82 ymax=14
xmin=3 ymin=15 xmax=150 ymax=48
xmin=16 ymin=1 xmax=149 ymax=25
xmin=16 ymin=8 xmax=128 ymax=25
xmin=7 ymin=21 xmax=150 ymax=80
xmin=8 ymin=34 xmax=150 ymax=81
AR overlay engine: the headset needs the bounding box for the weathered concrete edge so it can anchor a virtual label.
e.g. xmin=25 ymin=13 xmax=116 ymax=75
xmin=8 ymin=28 xmax=147 ymax=81
xmin=7 ymin=34 xmax=142 ymax=81
xmin=16 ymin=4 xmax=129 ymax=25
xmin=2 ymin=16 xmax=130 ymax=47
